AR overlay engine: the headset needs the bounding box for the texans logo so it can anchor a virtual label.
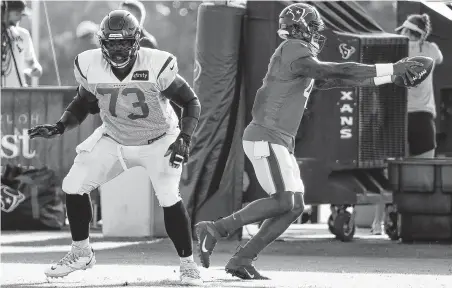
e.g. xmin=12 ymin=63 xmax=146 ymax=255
xmin=339 ymin=43 xmax=356 ymax=60
xmin=285 ymin=7 xmax=313 ymax=26
xmin=412 ymin=69 xmax=427 ymax=81
xmin=1 ymin=184 xmax=26 ymax=213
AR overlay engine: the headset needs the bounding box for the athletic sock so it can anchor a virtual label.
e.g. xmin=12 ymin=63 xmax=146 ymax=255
xmin=214 ymin=213 xmax=244 ymax=237
xmin=72 ymin=238 xmax=90 ymax=250
xmin=180 ymin=254 xmax=194 ymax=263
xmin=235 ymin=237 xmax=267 ymax=259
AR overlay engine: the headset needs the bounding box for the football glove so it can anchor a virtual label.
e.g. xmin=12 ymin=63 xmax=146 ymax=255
xmin=164 ymin=133 xmax=191 ymax=168
xmin=28 ymin=122 xmax=65 ymax=139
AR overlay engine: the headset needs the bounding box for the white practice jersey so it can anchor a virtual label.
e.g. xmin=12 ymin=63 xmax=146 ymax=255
xmin=74 ymin=48 xmax=180 ymax=145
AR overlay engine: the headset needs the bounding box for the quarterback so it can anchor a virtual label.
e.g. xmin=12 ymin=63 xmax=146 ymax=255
xmin=28 ymin=10 xmax=202 ymax=285
xmin=195 ymin=3 xmax=422 ymax=280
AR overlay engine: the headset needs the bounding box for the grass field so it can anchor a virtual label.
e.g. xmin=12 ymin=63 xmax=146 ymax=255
xmin=2 ymin=224 xmax=452 ymax=288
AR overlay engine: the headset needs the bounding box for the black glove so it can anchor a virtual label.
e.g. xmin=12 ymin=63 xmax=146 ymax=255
xmin=164 ymin=133 xmax=191 ymax=168
xmin=28 ymin=122 xmax=65 ymax=139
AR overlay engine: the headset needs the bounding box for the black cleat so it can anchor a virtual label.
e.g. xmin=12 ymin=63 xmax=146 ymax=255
xmin=225 ymin=255 xmax=270 ymax=280
xmin=194 ymin=221 xmax=222 ymax=268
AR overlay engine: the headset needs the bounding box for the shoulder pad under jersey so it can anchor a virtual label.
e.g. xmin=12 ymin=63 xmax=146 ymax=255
xmin=73 ymin=49 xmax=101 ymax=90
xmin=144 ymin=48 xmax=178 ymax=91
xmin=139 ymin=37 xmax=157 ymax=49
xmin=280 ymin=39 xmax=313 ymax=64
xmin=140 ymin=30 xmax=158 ymax=49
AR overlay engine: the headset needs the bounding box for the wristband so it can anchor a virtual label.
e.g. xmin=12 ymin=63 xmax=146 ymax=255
xmin=375 ymin=64 xmax=394 ymax=77
xmin=55 ymin=121 xmax=66 ymax=134
xmin=373 ymin=75 xmax=393 ymax=86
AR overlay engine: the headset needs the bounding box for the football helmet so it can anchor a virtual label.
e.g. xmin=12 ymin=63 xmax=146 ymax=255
xmin=278 ymin=3 xmax=326 ymax=55
xmin=98 ymin=10 xmax=141 ymax=69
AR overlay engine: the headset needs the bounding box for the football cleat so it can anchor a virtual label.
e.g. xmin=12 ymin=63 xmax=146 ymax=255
xmin=371 ymin=224 xmax=383 ymax=235
xmin=225 ymin=255 xmax=270 ymax=280
xmin=180 ymin=260 xmax=203 ymax=286
xmin=44 ymin=246 xmax=96 ymax=278
xmin=195 ymin=221 xmax=222 ymax=268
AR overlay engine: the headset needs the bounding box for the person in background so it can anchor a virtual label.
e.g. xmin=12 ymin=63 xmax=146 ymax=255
xmin=119 ymin=0 xmax=158 ymax=49
xmin=397 ymin=13 xmax=443 ymax=158
xmin=371 ymin=13 xmax=443 ymax=235
xmin=75 ymin=21 xmax=100 ymax=52
xmin=1 ymin=0 xmax=42 ymax=87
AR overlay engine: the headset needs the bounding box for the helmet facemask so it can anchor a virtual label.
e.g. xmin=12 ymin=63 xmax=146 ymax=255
xmin=100 ymin=36 xmax=140 ymax=69
xmin=308 ymin=28 xmax=326 ymax=55
xmin=277 ymin=23 xmax=290 ymax=39
xmin=278 ymin=23 xmax=326 ymax=55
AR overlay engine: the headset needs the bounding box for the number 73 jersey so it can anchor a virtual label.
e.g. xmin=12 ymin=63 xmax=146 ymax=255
xmin=74 ymin=48 xmax=180 ymax=146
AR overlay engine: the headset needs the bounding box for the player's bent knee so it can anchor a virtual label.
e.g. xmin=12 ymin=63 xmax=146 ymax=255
xmin=156 ymin=192 xmax=182 ymax=208
xmin=62 ymin=174 xmax=83 ymax=195
xmin=62 ymin=168 xmax=97 ymax=195
xmin=273 ymin=190 xmax=295 ymax=212
xmin=62 ymin=179 xmax=95 ymax=195
xmin=291 ymin=192 xmax=305 ymax=215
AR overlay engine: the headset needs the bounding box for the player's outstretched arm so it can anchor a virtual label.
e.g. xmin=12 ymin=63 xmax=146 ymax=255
xmin=28 ymin=85 xmax=99 ymax=139
xmin=291 ymin=56 xmax=421 ymax=84
xmin=314 ymin=76 xmax=395 ymax=90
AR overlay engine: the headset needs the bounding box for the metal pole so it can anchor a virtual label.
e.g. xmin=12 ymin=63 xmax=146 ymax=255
xmin=31 ymin=0 xmax=40 ymax=87
xmin=42 ymin=1 xmax=61 ymax=86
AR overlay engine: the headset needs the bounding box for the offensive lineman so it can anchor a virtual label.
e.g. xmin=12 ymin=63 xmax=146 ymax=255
xmin=28 ymin=10 xmax=202 ymax=285
xmin=195 ymin=3 xmax=422 ymax=280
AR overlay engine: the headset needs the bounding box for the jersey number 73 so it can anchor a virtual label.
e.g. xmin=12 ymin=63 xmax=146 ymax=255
xmin=97 ymin=87 xmax=149 ymax=120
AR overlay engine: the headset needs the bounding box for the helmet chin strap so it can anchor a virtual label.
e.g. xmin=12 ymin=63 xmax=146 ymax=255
xmin=110 ymin=59 xmax=131 ymax=69
xmin=109 ymin=55 xmax=137 ymax=71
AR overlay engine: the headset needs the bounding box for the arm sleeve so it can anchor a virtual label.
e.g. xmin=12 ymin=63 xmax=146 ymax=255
xmin=161 ymin=75 xmax=200 ymax=137
xmin=66 ymin=85 xmax=100 ymax=123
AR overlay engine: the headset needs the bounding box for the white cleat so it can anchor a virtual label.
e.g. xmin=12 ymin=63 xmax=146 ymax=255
xmin=180 ymin=260 xmax=203 ymax=286
xmin=44 ymin=246 xmax=96 ymax=278
xmin=371 ymin=224 xmax=384 ymax=235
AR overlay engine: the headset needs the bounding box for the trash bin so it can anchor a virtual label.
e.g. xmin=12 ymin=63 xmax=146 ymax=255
xmin=387 ymin=158 xmax=452 ymax=242
xmin=100 ymin=167 xmax=167 ymax=238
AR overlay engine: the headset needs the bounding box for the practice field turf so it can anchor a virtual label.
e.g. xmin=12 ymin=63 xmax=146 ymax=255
xmin=2 ymin=224 xmax=452 ymax=288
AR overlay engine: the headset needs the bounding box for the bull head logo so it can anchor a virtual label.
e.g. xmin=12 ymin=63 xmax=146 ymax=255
xmin=1 ymin=184 xmax=25 ymax=213
xmin=285 ymin=8 xmax=313 ymax=27
xmin=339 ymin=43 xmax=356 ymax=60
